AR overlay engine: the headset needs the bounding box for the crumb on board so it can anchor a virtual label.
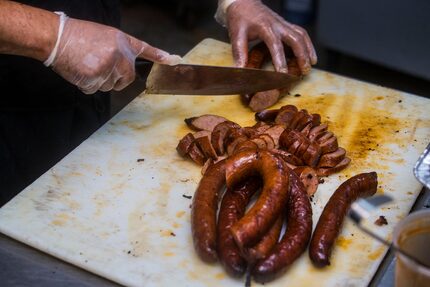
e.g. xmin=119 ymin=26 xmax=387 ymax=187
xmin=374 ymin=215 xmax=388 ymax=226
xmin=294 ymin=93 xmax=301 ymax=97
xmin=137 ymin=158 xmax=145 ymax=162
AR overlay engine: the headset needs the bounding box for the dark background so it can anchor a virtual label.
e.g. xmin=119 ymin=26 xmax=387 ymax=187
xmin=112 ymin=0 xmax=430 ymax=114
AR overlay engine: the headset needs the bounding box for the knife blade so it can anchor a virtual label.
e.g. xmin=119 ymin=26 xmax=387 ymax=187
xmin=138 ymin=60 xmax=301 ymax=95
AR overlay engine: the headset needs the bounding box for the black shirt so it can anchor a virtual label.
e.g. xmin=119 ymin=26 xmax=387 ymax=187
xmin=0 ymin=0 xmax=121 ymax=205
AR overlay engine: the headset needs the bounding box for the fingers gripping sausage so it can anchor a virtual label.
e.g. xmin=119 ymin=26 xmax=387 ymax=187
xmin=225 ymin=150 xmax=290 ymax=249
xmin=309 ymin=172 xmax=378 ymax=267
xmin=252 ymin=166 xmax=313 ymax=283
xmin=191 ymin=160 xmax=226 ymax=262
xmin=217 ymin=178 xmax=261 ymax=277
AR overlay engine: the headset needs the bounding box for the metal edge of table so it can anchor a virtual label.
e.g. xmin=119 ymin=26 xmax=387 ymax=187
xmin=370 ymin=186 xmax=430 ymax=287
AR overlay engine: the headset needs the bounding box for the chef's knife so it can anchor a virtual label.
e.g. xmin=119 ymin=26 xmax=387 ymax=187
xmin=135 ymin=59 xmax=301 ymax=95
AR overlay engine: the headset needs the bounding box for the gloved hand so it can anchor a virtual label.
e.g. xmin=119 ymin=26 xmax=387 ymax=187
xmin=219 ymin=0 xmax=317 ymax=74
xmin=48 ymin=15 xmax=182 ymax=94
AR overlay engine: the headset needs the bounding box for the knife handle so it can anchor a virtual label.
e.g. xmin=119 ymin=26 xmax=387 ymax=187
xmin=135 ymin=59 xmax=154 ymax=81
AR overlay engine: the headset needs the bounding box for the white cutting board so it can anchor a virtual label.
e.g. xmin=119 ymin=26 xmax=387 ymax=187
xmin=0 ymin=39 xmax=429 ymax=287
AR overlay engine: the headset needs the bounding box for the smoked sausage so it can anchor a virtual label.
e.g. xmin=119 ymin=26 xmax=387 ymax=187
xmin=191 ymin=160 xmax=226 ymax=262
xmin=252 ymin=166 xmax=313 ymax=283
xmin=225 ymin=150 xmax=289 ymax=249
xmin=309 ymin=172 xmax=378 ymax=267
xmin=217 ymin=178 xmax=261 ymax=276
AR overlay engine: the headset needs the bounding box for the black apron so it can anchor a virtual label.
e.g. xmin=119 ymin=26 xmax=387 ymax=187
xmin=0 ymin=0 xmax=120 ymax=205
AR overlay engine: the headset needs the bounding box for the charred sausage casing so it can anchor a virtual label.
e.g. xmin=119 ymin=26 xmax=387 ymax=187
xmin=191 ymin=160 xmax=226 ymax=262
xmin=309 ymin=172 xmax=378 ymax=267
xmin=217 ymin=178 xmax=261 ymax=277
xmin=225 ymin=150 xmax=290 ymax=249
xmin=252 ymin=166 xmax=313 ymax=283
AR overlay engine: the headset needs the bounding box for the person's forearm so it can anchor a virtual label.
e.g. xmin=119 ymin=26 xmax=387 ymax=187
xmin=0 ymin=0 xmax=58 ymax=61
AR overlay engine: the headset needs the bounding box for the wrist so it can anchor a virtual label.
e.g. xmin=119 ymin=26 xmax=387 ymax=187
xmin=0 ymin=2 xmax=60 ymax=62
xmin=43 ymin=12 xmax=68 ymax=66
xmin=32 ymin=11 xmax=60 ymax=62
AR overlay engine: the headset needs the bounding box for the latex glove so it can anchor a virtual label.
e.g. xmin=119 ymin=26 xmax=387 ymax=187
xmin=220 ymin=0 xmax=317 ymax=74
xmin=48 ymin=15 xmax=182 ymax=94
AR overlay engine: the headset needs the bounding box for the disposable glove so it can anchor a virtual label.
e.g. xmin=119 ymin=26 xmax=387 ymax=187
xmin=47 ymin=14 xmax=181 ymax=94
xmin=217 ymin=0 xmax=317 ymax=74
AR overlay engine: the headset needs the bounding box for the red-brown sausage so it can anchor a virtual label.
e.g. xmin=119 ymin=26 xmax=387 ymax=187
xmin=293 ymin=166 xmax=319 ymax=197
xmin=225 ymin=150 xmax=289 ymax=249
xmin=255 ymin=109 xmax=280 ymax=122
xmin=245 ymin=213 xmax=284 ymax=263
xmin=241 ymin=42 xmax=270 ymax=104
xmin=309 ymin=172 xmax=378 ymax=267
xmin=191 ymin=160 xmax=226 ymax=262
xmin=249 ymin=89 xmax=282 ymax=112
xmin=217 ymin=178 xmax=261 ymax=277
xmin=252 ymin=166 xmax=313 ymax=283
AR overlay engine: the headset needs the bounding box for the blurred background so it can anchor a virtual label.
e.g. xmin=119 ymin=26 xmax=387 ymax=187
xmin=113 ymin=0 xmax=430 ymax=115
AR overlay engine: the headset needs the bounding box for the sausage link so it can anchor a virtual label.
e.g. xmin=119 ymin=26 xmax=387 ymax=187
xmin=242 ymin=42 xmax=270 ymax=104
xmin=245 ymin=213 xmax=284 ymax=263
xmin=309 ymin=172 xmax=378 ymax=267
xmin=217 ymin=178 xmax=261 ymax=277
xmin=226 ymin=150 xmax=289 ymax=249
xmin=252 ymin=166 xmax=313 ymax=283
xmin=191 ymin=160 xmax=226 ymax=262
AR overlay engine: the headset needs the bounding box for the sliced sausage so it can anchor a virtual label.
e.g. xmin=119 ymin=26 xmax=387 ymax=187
xmin=185 ymin=114 xmax=227 ymax=131
xmin=318 ymin=147 xmax=346 ymax=168
xmin=195 ymin=136 xmax=218 ymax=160
xmin=188 ymin=141 xmax=206 ymax=166
xmin=233 ymin=140 xmax=259 ymax=154
xmin=288 ymin=109 xmax=307 ymax=130
xmin=274 ymin=106 xmax=297 ymax=127
xmin=316 ymin=157 xmax=351 ymax=177
xmin=255 ymin=109 xmax=279 ymax=122
xmin=293 ymin=166 xmax=319 ymax=197
xmin=271 ymin=148 xmax=304 ymax=166
xmin=193 ymin=130 xmax=211 ymax=139
xmin=308 ymin=123 xmax=328 ymax=142
xmin=249 ymin=89 xmax=282 ymax=112
xmin=263 ymin=125 xmax=285 ymax=147
xmin=211 ymin=121 xmax=241 ymax=155
xmin=311 ymin=113 xmax=321 ymax=127
xmin=302 ymin=142 xmax=322 ymax=167
xmin=258 ymin=134 xmax=276 ymax=150
xmin=296 ymin=112 xmax=314 ymax=131
xmin=227 ymin=136 xmax=248 ymax=156
xmin=316 ymin=131 xmax=334 ymax=144
xmin=319 ymin=136 xmax=339 ymax=154
xmin=176 ymin=133 xmax=195 ymax=157
xmin=300 ymin=123 xmax=313 ymax=137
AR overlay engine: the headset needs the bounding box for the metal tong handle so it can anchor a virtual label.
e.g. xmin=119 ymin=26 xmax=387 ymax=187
xmin=349 ymin=196 xmax=430 ymax=268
